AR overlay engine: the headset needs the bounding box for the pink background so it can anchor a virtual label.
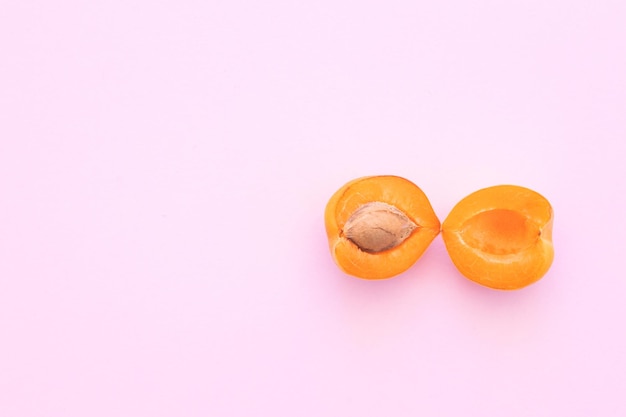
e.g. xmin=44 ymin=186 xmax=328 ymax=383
xmin=1 ymin=1 xmax=625 ymax=416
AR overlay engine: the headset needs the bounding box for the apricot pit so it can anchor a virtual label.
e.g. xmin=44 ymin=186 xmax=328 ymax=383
xmin=325 ymin=176 xmax=440 ymax=279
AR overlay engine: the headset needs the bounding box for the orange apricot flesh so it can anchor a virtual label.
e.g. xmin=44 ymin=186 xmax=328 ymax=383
xmin=325 ymin=176 xmax=440 ymax=279
xmin=441 ymin=185 xmax=554 ymax=290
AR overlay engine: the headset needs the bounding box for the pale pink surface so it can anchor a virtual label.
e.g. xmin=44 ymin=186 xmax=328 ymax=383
xmin=1 ymin=1 xmax=625 ymax=416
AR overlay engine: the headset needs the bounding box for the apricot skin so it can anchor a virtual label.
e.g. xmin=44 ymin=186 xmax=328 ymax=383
xmin=325 ymin=176 xmax=440 ymax=279
xmin=442 ymin=185 xmax=554 ymax=290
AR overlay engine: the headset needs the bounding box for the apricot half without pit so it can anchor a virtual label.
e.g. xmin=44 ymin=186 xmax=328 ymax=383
xmin=324 ymin=176 xmax=440 ymax=279
xmin=441 ymin=185 xmax=554 ymax=290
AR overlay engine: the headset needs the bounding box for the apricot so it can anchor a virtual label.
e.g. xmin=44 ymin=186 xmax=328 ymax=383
xmin=441 ymin=185 xmax=554 ymax=290
xmin=324 ymin=176 xmax=440 ymax=279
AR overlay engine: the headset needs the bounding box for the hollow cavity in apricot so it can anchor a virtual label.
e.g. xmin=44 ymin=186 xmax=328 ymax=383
xmin=442 ymin=185 xmax=554 ymax=290
xmin=324 ymin=176 xmax=440 ymax=279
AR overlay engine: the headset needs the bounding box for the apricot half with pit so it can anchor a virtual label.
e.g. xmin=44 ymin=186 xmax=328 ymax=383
xmin=324 ymin=176 xmax=440 ymax=279
xmin=441 ymin=185 xmax=554 ymax=290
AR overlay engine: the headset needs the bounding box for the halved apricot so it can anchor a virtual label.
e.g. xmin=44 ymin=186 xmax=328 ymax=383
xmin=442 ymin=185 xmax=554 ymax=290
xmin=324 ymin=176 xmax=440 ymax=279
